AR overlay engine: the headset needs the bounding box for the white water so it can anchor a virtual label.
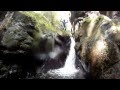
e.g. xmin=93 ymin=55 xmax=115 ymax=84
xmin=48 ymin=37 xmax=78 ymax=78
xmin=64 ymin=37 xmax=76 ymax=69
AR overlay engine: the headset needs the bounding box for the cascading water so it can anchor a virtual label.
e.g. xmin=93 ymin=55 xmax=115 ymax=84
xmin=47 ymin=37 xmax=79 ymax=78
xmin=62 ymin=37 xmax=77 ymax=71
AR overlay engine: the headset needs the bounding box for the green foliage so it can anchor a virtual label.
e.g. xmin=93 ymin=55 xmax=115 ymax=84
xmin=19 ymin=11 xmax=70 ymax=50
xmin=20 ymin=11 xmax=70 ymax=37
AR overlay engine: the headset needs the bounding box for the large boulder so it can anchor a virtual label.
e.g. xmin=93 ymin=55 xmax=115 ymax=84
xmin=1 ymin=26 xmax=33 ymax=49
xmin=0 ymin=11 xmax=71 ymax=79
xmin=73 ymin=11 xmax=120 ymax=79
xmin=0 ymin=11 xmax=70 ymax=57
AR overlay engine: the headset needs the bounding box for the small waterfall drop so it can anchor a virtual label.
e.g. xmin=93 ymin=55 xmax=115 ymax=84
xmin=63 ymin=37 xmax=77 ymax=70
xmin=47 ymin=37 xmax=78 ymax=78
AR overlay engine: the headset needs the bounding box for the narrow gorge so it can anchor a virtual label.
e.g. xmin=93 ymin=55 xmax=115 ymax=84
xmin=0 ymin=11 xmax=120 ymax=79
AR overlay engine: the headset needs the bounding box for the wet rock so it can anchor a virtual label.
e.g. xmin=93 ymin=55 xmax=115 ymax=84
xmin=0 ymin=11 xmax=7 ymax=22
xmin=0 ymin=11 xmax=71 ymax=79
xmin=70 ymin=11 xmax=87 ymax=24
xmin=1 ymin=26 xmax=33 ymax=49
xmin=99 ymin=11 xmax=120 ymax=21
xmin=73 ymin=11 xmax=120 ymax=78
xmin=34 ymin=36 xmax=72 ymax=78
xmin=0 ymin=11 xmax=37 ymax=59
xmin=100 ymin=61 xmax=120 ymax=79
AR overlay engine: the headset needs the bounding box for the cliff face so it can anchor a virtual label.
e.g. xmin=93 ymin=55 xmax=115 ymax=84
xmin=72 ymin=11 xmax=120 ymax=79
xmin=0 ymin=11 xmax=70 ymax=79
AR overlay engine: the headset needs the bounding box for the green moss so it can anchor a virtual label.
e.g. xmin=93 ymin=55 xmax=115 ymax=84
xmin=20 ymin=11 xmax=70 ymax=37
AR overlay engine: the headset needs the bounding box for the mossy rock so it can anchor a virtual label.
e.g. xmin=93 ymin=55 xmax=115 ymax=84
xmin=0 ymin=11 xmax=70 ymax=52
xmin=20 ymin=11 xmax=70 ymax=36
xmin=1 ymin=26 xmax=33 ymax=49
xmin=74 ymin=12 xmax=120 ymax=78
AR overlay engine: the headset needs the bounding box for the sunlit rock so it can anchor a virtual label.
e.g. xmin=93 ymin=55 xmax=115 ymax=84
xmin=73 ymin=11 xmax=120 ymax=78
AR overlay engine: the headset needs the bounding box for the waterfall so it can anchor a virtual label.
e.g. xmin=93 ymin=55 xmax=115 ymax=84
xmin=63 ymin=37 xmax=76 ymax=70
xmin=47 ymin=37 xmax=78 ymax=78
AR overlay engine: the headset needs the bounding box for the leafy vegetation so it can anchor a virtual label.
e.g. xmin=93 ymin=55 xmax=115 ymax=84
xmin=20 ymin=11 xmax=70 ymax=37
